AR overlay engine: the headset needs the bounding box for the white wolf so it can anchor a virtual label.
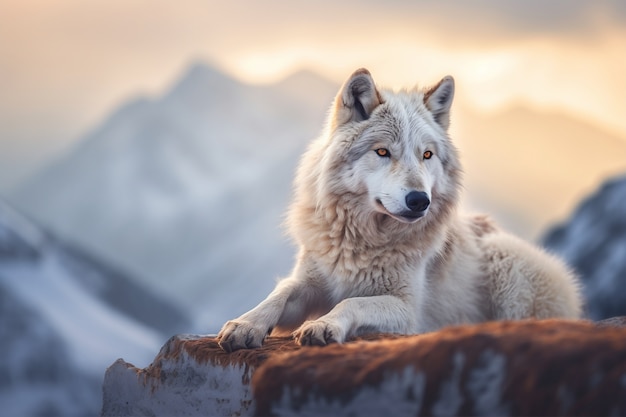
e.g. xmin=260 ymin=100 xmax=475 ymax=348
xmin=217 ymin=68 xmax=582 ymax=351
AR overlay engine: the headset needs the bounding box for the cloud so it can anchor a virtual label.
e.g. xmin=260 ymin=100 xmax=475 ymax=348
xmin=351 ymin=0 xmax=626 ymax=37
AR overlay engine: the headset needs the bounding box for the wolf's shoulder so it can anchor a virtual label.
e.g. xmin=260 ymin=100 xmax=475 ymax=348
xmin=458 ymin=213 xmax=500 ymax=238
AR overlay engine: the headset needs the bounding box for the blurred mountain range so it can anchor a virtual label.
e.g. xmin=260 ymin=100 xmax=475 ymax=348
xmin=10 ymin=63 xmax=338 ymax=330
xmin=543 ymin=175 xmax=626 ymax=319
xmin=0 ymin=199 xmax=189 ymax=416
xmin=7 ymin=63 xmax=626 ymax=332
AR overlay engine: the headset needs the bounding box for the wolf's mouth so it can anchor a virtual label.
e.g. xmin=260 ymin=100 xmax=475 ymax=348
xmin=375 ymin=198 xmax=425 ymax=224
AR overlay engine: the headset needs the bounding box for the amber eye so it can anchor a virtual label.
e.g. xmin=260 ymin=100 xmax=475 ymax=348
xmin=423 ymin=150 xmax=433 ymax=160
xmin=375 ymin=148 xmax=390 ymax=157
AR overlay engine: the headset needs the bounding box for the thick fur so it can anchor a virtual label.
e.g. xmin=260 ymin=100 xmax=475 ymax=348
xmin=217 ymin=68 xmax=582 ymax=351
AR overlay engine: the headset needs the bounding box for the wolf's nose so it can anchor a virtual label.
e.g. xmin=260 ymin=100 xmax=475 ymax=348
xmin=405 ymin=191 xmax=430 ymax=212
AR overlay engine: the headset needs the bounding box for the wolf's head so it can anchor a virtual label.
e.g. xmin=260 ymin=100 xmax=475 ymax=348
xmin=314 ymin=68 xmax=461 ymax=228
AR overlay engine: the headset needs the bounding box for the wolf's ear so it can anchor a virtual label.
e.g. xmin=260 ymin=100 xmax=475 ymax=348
xmin=331 ymin=68 xmax=382 ymax=130
xmin=424 ymin=76 xmax=455 ymax=131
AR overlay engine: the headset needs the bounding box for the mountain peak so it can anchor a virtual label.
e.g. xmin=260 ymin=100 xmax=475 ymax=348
xmin=166 ymin=62 xmax=240 ymax=101
xmin=276 ymin=68 xmax=335 ymax=86
xmin=272 ymin=68 xmax=337 ymax=98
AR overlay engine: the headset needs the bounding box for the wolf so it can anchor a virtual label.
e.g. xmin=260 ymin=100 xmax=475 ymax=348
xmin=217 ymin=68 xmax=582 ymax=351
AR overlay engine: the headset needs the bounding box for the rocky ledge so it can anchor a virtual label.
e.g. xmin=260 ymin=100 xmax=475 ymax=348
xmin=101 ymin=318 xmax=626 ymax=417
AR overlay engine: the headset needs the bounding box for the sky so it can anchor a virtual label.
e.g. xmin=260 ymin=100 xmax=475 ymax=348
xmin=1 ymin=0 xmax=625 ymax=191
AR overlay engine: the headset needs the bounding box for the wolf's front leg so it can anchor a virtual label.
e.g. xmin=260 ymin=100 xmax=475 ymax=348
xmin=293 ymin=295 xmax=415 ymax=346
xmin=217 ymin=276 xmax=322 ymax=352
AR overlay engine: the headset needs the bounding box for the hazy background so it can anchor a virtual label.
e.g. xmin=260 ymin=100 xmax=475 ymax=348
xmin=1 ymin=1 xmax=625 ymax=186
xmin=1 ymin=0 xmax=626 ymax=233
xmin=1 ymin=1 xmax=626 ymax=415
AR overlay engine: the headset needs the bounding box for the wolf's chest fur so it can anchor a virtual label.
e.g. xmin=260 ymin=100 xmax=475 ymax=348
xmin=305 ymin=203 xmax=434 ymax=300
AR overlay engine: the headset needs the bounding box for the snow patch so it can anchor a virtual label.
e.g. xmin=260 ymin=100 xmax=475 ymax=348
xmin=432 ymin=351 xmax=464 ymax=416
xmin=101 ymin=347 xmax=256 ymax=417
xmin=271 ymin=366 xmax=426 ymax=417
xmin=467 ymin=350 xmax=509 ymax=415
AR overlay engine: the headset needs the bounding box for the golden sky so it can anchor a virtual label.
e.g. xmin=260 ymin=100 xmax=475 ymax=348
xmin=1 ymin=0 xmax=625 ymax=190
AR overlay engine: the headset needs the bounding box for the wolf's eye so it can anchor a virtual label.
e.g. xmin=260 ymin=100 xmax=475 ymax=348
xmin=423 ymin=150 xmax=433 ymax=160
xmin=375 ymin=148 xmax=390 ymax=157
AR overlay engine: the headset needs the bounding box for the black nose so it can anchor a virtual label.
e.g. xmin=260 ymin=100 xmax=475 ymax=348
xmin=405 ymin=191 xmax=430 ymax=212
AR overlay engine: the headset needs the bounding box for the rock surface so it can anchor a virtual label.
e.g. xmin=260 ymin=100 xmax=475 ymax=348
xmin=101 ymin=335 xmax=301 ymax=417
xmin=101 ymin=318 xmax=626 ymax=417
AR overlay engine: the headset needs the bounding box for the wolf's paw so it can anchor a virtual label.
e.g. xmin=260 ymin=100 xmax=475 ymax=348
xmin=293 ymin=320 xmax=345 ymax=346
xmin=217 ymin=320 xmax=269 ymax=352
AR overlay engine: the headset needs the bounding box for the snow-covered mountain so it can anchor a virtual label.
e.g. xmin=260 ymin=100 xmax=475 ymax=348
xmin=0 ymin=200 xmax=189 ymax=416
xmin=10 ymin=64 xmax=339 ymax=330
xmin=542 ymin=175 xmax=626 ymax=320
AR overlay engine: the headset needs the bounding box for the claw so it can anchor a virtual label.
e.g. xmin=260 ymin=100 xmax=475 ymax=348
xmin=218 ymin=338 xmax=235 ymax=353
xmin=324 ymin=328 xmax=338 ymax=344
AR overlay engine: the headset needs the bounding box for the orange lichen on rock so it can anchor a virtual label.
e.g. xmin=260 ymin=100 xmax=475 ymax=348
xmin=253 ymin=319 xmax=626 ymax=416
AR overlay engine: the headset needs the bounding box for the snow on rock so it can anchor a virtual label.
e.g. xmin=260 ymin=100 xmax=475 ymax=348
xmin=543 ymin=175 xmax=626 ymax=319
xmin=101 ymin=335 xmax=301 ymax=417
xmin=101 ymin=318 xmax=626 ymax=417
